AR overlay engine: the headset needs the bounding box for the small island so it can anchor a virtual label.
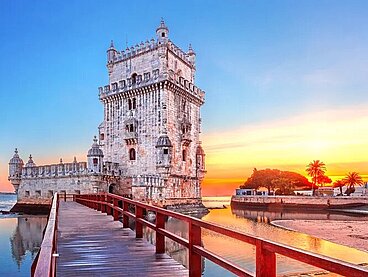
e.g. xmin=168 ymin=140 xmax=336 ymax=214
xmin=232 ymin=160 xmax=368 ymax=210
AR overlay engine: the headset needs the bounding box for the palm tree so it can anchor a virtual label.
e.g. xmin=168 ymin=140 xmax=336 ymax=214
xmin=344 ymin=172 xmax=363 ymax=196
xmin=306 ymin=160 xmax=326 ymax=195
xmin=333 ymin=179 xmax=345 ymax=196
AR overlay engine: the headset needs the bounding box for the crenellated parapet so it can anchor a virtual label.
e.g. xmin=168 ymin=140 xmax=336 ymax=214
xmin=99 ymin=74 xmax=205 ymax=103
xmin=21 ymin=160 xmax=88 ymax=178
xmin=107 ymin=39 xmax=195 ymax=68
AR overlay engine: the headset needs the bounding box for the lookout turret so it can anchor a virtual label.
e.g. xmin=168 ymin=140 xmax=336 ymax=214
xmin=156 ymin=19 xmax=169 ymax=42
xmin=87 ymin=136 xmax=104 ymax=174
xmin=8 ymin=148 xmax=24 ymax=193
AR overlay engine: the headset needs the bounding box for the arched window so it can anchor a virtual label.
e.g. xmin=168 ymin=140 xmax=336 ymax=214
xmin=93 ymin=158 xmax=98 ymax=166
xmin=129 ymin=148 xmax=136 ymax=160
xmin=131 ymin=73 xmax=137 ymax=85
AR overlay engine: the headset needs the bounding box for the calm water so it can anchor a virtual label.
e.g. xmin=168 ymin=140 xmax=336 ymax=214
xmin=145 ymin=196 xmax=368 ymax=276
xmin=1 ymin=195 xmax=367 ymax=276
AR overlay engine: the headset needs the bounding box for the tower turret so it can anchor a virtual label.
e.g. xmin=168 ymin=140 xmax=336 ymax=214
xmin=187 ymin=44 xmax=196 ymax=67
xmin=8 ymin=148 xmax=24 ymax=193
xmin=156 ymin=19 xmax=169 ymax=42
xmin=196 ymin=143 xmax=206 ymax=178
xmin=107 ymin=40 xmax=117 ymax=63
xmin=156 ymin=134 xmax=173 ymax=178
xmin=87 ymin=136 xmax=104 ymax=174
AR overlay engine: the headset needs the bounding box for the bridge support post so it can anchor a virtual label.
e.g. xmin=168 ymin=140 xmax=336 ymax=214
xmin=135 ymin=206 xmax=143 ymax=238
xmin=189 ymin=223 xmax=201 ymax=277
xmin=156 ymin=212 xmax=165 ymax=254
xmin=256 ymin=240 xmax=276 ymax=277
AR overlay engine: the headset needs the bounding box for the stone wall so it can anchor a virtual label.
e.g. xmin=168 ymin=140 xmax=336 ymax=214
xmin=18 ymin=174 xmax=107 ymax=200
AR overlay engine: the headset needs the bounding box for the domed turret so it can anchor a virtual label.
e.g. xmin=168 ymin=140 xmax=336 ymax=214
xmin=187 ymin=44 xmax=196 ymax=66
xmin=156 ymin=134 xmax=173 ymax=148
xmin=196 ymin=143 xmax=206 ymax=175
xmin=87 ymin=136 xmax=104 ymax=174
xmin=107 ymin=40 xmax=117 ymax=64
xmin=8 ymin=148 xmax=24 ymax=193
xmin=25 ymin=154 xmax=36 ymax=167
xmin=156 ymin=19 xmax=169 ymax=42
xmin=156 ymin=134 xmax=172 ymax=176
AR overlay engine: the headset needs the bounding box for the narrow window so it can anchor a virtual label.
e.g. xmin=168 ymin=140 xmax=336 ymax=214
xmin=128 ymin=99 xmax=132 ymax=110
xmin=182 ymin=150 xmax=186 ymax=161
xmin=132 ymin=73 xmax=137 ymax=85
xmin=163 ymin=149 xmax=169 ymax=155
xmin=100 ymin=133 xmax=105 ymax=140
xmin=129 ymin=124 xmax=134 ymax=132
xmin=162 ymin=32 xmax=165 ymax=37
xmin=132 ymin=98 xmax=136 ymax=109
xmin=129 ymin=148 xmax=136 ymax=160
xmin=93 ymin=158 xmax=98 ymax=166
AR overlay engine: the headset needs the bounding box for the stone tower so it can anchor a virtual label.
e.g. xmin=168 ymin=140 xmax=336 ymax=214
xmin=98 ymin=20 xmax=206 ymax=206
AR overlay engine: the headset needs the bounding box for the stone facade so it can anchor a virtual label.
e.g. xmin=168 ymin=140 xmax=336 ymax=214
xmin=8 ymin=20 xmax=206 ymax=208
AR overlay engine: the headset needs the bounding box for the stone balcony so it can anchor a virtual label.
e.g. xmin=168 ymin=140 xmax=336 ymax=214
xmin=124 ymin=131 xmax=138 ymax=145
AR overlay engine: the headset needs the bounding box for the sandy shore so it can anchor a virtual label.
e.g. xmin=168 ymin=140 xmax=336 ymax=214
xmin=272 ymin=220 xmax=368 ymax=252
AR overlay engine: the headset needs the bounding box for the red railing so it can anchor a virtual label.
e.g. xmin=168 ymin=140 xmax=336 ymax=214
xmin=31 ymin=193 xmax=59 ymax=277
xmin=75 ymin=193 xmax=368 ymax=277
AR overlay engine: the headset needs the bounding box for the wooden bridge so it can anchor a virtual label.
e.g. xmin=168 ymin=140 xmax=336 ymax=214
xmin=32 ymin=193 xmax=368 ymax=277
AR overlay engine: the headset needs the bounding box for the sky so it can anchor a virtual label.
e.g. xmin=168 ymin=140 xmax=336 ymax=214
xmin=1 ymin=0 xmax=368 ymax=195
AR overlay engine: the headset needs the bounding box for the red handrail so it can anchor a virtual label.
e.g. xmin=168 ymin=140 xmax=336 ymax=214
xmin=31 ymin=193 xmax=59 ymax=277
xmin=75 ymin=193 xmax=368 ymax=277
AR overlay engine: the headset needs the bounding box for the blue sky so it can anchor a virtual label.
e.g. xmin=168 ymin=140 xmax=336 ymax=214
xmin=1 ymin=1 xmax=368 ymax=192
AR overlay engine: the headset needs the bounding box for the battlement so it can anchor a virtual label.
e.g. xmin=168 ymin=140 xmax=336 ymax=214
xmin=98 ymin=72 xmax=205 ymax=102
xmin=21 ymin=161 xmax=88 ymax=178
xmin=109 ymin=39 xmax=194 ymax=68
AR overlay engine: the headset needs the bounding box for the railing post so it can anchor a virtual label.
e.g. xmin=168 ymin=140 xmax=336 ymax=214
xmin=123 ymin=201 xmax=129 ymax=228
xmin=113 ymin=198 xmax=119 ymax=221
xmin=155 ymin=212 xmax=165 ymax=254
xmin=256 ymin=240 xmax=276 ymax=277
xmin=96 ymin=195 xmax=101 ymax=211
xmin=189 ymin=222 xmax=201 ymax=277
xmin=135 ymin=205 xmax=143 ymax=238
xmin=101 ymin=194 xmax=106 ymax=213
xmin=107 ymin=195 xmax=112 ymax=215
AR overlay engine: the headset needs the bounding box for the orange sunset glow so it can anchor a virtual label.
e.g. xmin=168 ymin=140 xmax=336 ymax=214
xmin=201 ymin=105 xmax=368 ymax=195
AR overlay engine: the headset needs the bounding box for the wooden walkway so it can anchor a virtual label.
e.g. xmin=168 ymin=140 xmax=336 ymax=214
xmin=56 ymin=201 xmax=188 ymax=276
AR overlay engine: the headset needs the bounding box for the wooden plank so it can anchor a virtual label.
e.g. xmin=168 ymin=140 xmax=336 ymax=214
xmin=56 ymin=201 xmax=188 ymax=276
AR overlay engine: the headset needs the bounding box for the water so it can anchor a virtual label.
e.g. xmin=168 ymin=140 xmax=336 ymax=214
xmin=0 ymin=193 xmax=17 ymax=212
xmin=0 ymin=193 xmax=48 ymax=276
xmin=0 ymin=215 xmax=48 ymax=276
xmin=145 ymin=196 xmax=368 ymax=276
xmin=0 ymin=195 xmax=367 ymax=276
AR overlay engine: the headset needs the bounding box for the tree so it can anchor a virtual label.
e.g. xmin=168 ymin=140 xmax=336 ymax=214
xmin=317 ymin=175 xmax=332 ymax=187
xmin=333 ymin=179 xmax=345 ymax=196
xmin=306 ymin=160 xmax=326 ymax=195
xmin=241 ymin=168 xmax=312 ymax=194
xmin=343 ymin=172 xmax=363 ymax=196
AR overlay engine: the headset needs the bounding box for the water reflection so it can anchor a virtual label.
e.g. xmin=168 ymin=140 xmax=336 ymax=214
xmin=0 ymin=215 xmax=47 ymax=275
xmin=147 ymin=205 xmax=368 ymax=276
